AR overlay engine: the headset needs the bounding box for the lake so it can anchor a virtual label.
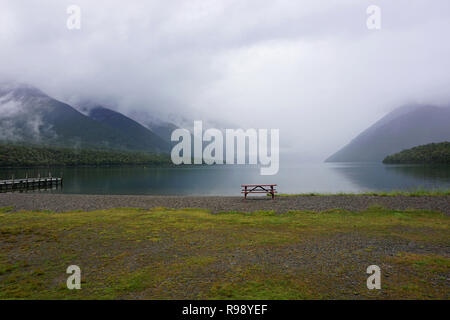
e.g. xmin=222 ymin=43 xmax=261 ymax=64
xmin=1 ymin=163 xmax=449 ymax=195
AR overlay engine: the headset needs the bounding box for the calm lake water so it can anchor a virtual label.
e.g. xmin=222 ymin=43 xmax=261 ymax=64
xmin=1 ymin=163 xmax=449 ymax=195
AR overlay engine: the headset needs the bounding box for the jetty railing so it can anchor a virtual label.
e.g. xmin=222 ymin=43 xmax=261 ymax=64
xmin=0 ymin=173 xmax=63 ymax=192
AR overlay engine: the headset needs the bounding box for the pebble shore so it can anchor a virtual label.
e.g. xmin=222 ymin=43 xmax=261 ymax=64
xmin=0 ymin=193 xmax=449 ymax=214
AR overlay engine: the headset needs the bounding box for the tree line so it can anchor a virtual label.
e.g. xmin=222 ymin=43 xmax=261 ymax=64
xmin=0 ymin=143 xmax=172 ymax=167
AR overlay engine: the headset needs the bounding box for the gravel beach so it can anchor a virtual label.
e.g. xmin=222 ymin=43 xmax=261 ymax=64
xmin=1 ymin=193 xmax=449 ymax=214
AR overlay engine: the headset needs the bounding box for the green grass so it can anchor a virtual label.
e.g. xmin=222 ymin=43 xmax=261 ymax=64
xmin=278 ymin=189 xmax=450 ymax=197
xmin=0 ymin=206 xmax=448 ymax=299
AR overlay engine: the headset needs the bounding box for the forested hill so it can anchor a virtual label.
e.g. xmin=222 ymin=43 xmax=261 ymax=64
xmin=326 ymin=104 xmax=450 ymax=162
xmin=0 ymin=144 xmax=171 ymax=168
xmin=383 ymin=142 xmax=450 ymax=164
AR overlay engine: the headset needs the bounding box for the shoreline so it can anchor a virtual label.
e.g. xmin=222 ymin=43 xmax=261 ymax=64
xmin=1 ymin=193 xmax=449 ymax=215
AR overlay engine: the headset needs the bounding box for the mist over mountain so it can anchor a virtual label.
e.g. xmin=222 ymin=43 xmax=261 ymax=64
xmin=3 ymin=82 xmax=450 ymax=164
xmin=326 ymin=104 xmax=450 ymax=162
xmin=124 ymin=109 xmax=180 ymax=144
xmin=0 ymin=83 xmax=169 ymax=153
xmin=82 ymin=105 xmax=170 ymax=151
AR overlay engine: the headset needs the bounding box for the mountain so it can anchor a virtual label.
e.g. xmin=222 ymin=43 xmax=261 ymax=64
xmin=144 ymin=121 xmax=179 ymax=144
xmin=326 ymin=104 xmax=450 ymax=162
xmin=126 ymin=110 xmax=180 ymax=143
xmin=83 ymin=105 xmax=170 ymax=152
xmin=0 ymin=83 xmax=169 ymax=153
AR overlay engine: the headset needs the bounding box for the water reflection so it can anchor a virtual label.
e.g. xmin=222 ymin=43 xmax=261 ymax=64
xmin=330 ymin=163 xmax=450 ymax=191
xmin=0 ymin=163 xmax=449 ymax=195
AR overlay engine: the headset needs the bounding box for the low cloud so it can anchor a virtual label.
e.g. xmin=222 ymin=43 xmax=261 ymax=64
xmin=1 ymin=0 xmax=449 ymax=160
xmin=0 ymin=89 xmax=56 ymax=142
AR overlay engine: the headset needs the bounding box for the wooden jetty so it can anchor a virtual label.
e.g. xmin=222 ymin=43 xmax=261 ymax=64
xmin=0 ymin=174 xmax=63 ymax=192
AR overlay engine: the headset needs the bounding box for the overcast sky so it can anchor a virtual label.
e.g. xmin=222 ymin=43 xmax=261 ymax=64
xmin=1 ymin=0 xmax=450 ymax=161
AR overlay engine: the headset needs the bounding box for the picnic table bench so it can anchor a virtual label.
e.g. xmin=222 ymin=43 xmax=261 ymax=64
xmin=241 ymin=184 xmax=277 ymax=200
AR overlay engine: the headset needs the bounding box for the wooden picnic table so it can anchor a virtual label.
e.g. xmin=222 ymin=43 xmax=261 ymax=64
xmin=241 ymin=184 xmax=277 ymax=200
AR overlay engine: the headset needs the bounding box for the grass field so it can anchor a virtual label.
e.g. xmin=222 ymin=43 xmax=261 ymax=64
xmin=0 ymin=206 xmax=448 ymax=299
xmin=279 ymin=190 xmax=450 ymax=197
